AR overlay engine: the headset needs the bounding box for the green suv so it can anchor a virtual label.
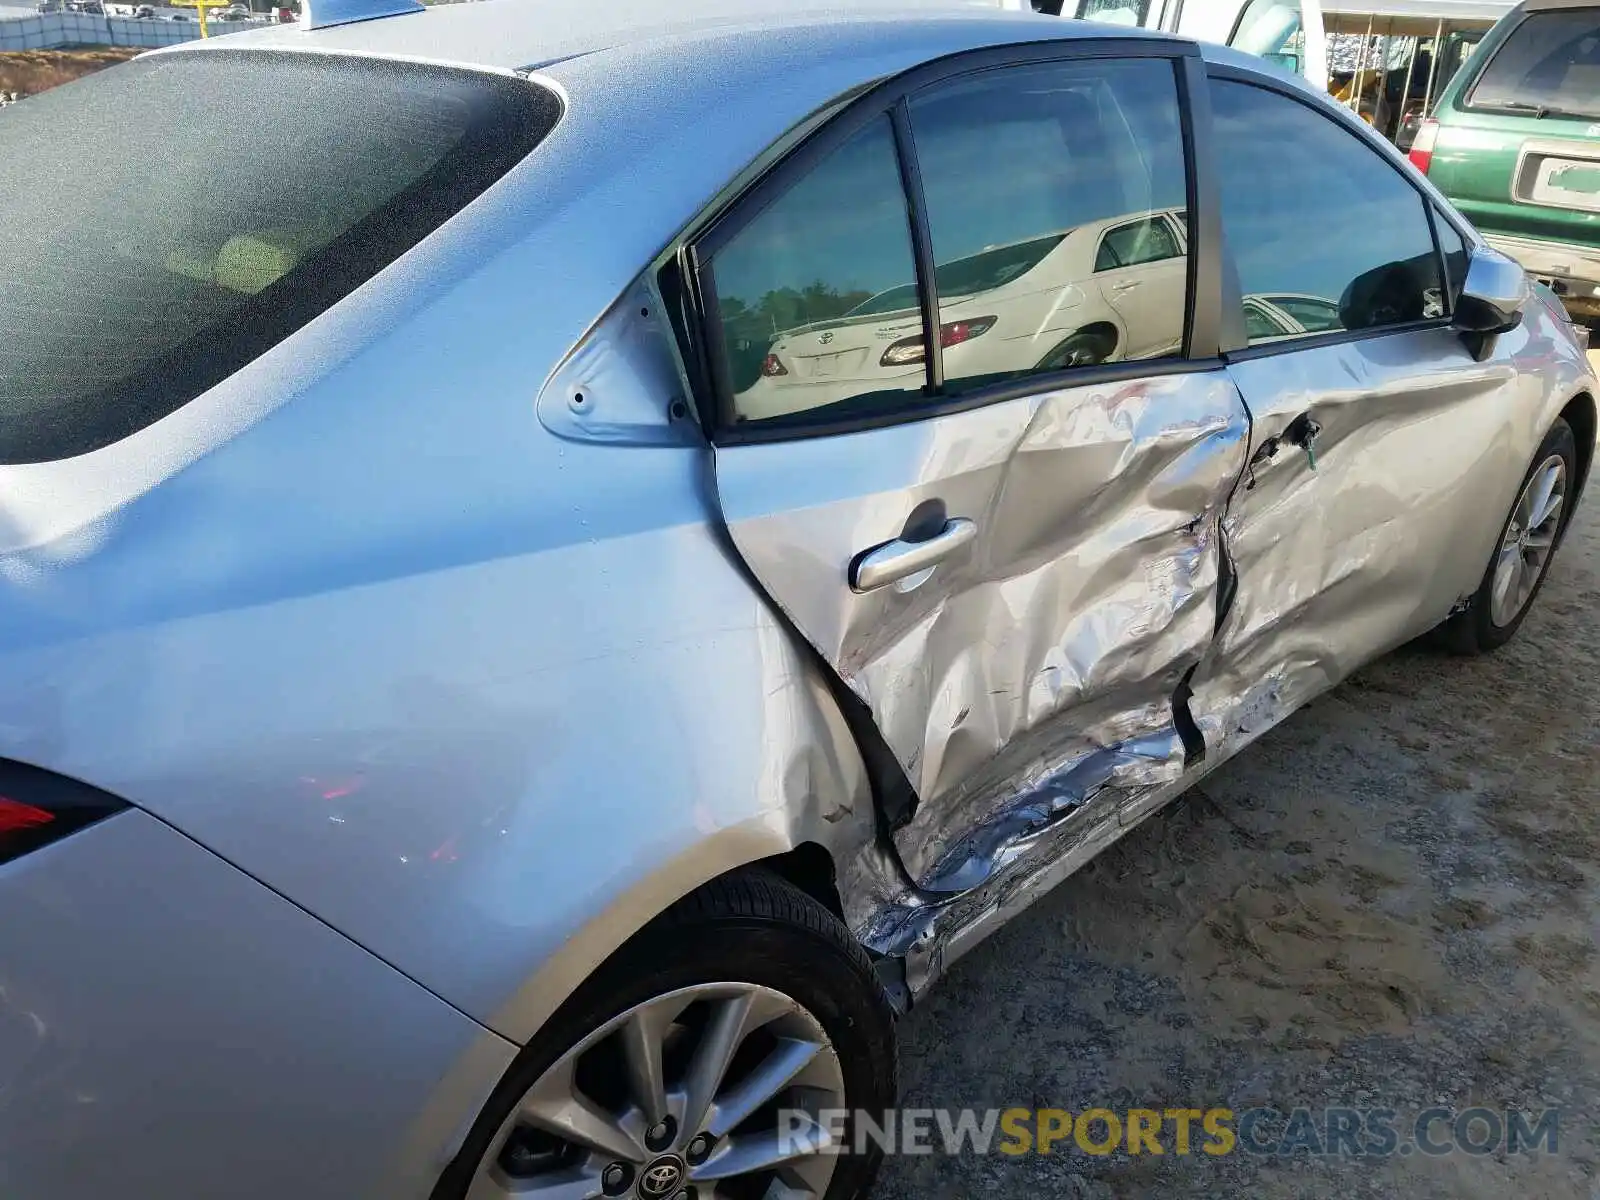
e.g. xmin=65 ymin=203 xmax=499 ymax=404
xmin=1410 ymin=0 xmax=1600 ymax=323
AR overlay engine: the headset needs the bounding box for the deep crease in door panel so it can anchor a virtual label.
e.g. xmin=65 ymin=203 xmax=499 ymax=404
xmin=881 ymin=371 xmax=1249 ymax=890
xmin=1188 ymin=324 xmax=1549 ymax=761
xmin=717 ymin=369 xmax=1250 ymax=897
xmin=842 ymin=304 xmax=1595 ymax=1001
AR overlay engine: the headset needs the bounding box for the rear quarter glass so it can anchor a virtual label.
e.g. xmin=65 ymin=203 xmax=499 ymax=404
xmin=0 ymin=51 xmax=560 ymax=465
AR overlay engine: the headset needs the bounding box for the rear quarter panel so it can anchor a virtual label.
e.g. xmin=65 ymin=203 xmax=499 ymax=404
xmin=0 ymin=32 xmax=942 ymax=1047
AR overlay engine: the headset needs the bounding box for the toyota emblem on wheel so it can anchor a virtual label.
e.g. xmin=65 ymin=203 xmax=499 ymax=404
xmin=637 ymin=1156 xmax=684 ymax=1198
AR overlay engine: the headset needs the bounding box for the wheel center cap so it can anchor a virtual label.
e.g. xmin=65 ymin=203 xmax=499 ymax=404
xmin=637 ymin=1155 xmax=685 ymax=1198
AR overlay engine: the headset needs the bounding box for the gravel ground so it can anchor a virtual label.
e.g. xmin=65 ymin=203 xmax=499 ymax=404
xmin=878 ymin=355 xmax=1600 ymax=1200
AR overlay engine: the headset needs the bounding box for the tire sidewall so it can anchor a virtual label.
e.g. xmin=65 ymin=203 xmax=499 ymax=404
xmin=432 ymin=908 xmax=895 ymax=1200
xmin=1471 ymin=418 xmax=1578 ymax=650
xmin=1039 ymin=329 xmax=1113 ymax=370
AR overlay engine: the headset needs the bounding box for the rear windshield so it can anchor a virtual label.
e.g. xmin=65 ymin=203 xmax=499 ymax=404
xmin=1467 ymin=7 xmax=1600 ymax=119
xmin=0 ymin=51 xmax=559 ymax=464
xmin=847 ymin=232 xmax=1068 ymax=316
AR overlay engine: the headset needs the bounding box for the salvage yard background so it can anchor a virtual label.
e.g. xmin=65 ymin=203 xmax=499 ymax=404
xmin=881 ymin=349 xmax=1600 ymax=1199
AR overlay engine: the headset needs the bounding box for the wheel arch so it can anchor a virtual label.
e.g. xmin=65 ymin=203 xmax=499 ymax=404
xmin=759 ymin=840 xmax=849 ymax=923
xmin=1075 ymin=319 xmax=1120 ymax=346
xmin=474 ymin=644 xmax=889 ymax=1052
xmin=1038 ymin=319 xmax=1121 ymax=367
xmin=1559 ymin=390 xmax=1595 ymax=535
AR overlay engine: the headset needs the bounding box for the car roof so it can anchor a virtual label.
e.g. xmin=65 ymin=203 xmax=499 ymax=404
xmin=143 ymin=2 xmax=1191 ymax=272
xmin=164 ymin=0 xmax=1116 ymax=73
xmin=134 ymin=2 xmax=1202 ymax=450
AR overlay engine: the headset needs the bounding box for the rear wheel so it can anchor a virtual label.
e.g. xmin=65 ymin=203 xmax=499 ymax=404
xmin=433 ymin=871 xmax=897 ymax=1200
xmin=1436 ymin=418 xmax=1577 ymax=654
xmin=1037 ymin=328 xmax=1115 ymax=370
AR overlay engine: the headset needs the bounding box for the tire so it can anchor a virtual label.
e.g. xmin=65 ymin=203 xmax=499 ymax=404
xmin=1038 ymin=328 xmax=1115 ymax=370
xmin=432 ymin=869 xmax=897 ymax=1200
xmin=1435 ymin=418 xmax=1578 ymax=655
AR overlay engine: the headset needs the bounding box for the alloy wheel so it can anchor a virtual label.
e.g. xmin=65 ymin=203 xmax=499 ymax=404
xmin=1044 ymin=335 xmax=1108 ymax=369
xmin=465 ymin=983 xmax=847 ymax=1200
xmin=1489 ymin=453 xmax=1567 ymax=628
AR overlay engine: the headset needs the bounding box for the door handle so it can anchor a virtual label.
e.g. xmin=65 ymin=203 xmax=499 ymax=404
xmin=1111 ymin=281 xmax=1141 ymax=291
xmin=850 ymin=517 xmax=978 ymax=593
xmin=1246 ymin=412 xmax=1324 ymax=488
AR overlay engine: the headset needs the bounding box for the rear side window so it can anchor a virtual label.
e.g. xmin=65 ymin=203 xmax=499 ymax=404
xmin=0 ymin=51 xmax=558 ymax=464
xmin=1467 ymin=8 xmax=1600 ymax=119
xmin=706 ymin=117 xmax=923 ymax=426
xmin=1096 ymin=216 xmax=1183 ymax=271
xmin=910 ymin=58 xmax=1190 ymax=389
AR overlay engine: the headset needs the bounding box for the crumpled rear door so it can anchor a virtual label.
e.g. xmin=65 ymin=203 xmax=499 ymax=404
xmin=714 ymin=369 xmax=1249 ymax=891
xmin=697 ymin=46 xmax=1252 ymax=894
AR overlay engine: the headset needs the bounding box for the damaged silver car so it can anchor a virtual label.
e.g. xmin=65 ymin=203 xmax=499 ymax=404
xmin=0 ymin=1 xmax=1594 ymax=1198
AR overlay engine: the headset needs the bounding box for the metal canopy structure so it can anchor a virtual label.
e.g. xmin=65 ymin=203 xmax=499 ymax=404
xmin=1323 ymin=0 xmax=1511 ymax=20
xmin=1323 ymin=0 xmax=1513 ymax=142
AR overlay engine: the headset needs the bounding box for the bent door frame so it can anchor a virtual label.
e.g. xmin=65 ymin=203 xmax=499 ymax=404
xmin=661 ymin=38 xmax=1245 ymax=899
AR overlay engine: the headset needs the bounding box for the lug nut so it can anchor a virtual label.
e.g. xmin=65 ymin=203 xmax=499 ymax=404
xmin=644 ymin=1116 xmax=677 ymax=1151
xmin=600 ymin=1162 xmax=631 ymax=1195
xmin=684 ymin=1133 xmax=714 ymax=1164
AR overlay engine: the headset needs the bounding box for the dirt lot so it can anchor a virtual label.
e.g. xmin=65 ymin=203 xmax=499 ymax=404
xmin=880 ymin=354 xmax=1600 ymax=1200
xmin=0 ymin=48 xmax=137 ymax=98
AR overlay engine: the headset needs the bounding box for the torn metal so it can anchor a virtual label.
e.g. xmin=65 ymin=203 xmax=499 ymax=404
xmin=830 ymin=321 xmax=1570 ymax=1000
xmin=716 ymin=367 xmax=1249 ymax=907
xmin=1188 ymin=334 xmax=1534 ymax=765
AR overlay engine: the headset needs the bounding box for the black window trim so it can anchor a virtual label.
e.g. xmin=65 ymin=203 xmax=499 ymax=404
xmin=891 ymin=97 xmax=946 ymax=394
xmin=1431 ymin=202 xmax=1472 ymax=301
xmin=1204 ymin=63 xmax=1460 ymax=365
xmin=683 ymin=38 xmax=1224 ymax=447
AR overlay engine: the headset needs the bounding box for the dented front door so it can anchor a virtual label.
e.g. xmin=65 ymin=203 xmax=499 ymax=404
xmin=1188 ymin=72 xmax=1530 ymax=758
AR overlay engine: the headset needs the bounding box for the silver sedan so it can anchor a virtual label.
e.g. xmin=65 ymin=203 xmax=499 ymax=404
xmin=0 ymin=1 xmax=1593 ymax=1198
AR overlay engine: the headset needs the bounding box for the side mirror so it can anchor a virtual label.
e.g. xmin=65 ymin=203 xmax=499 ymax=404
xmin=1454 ymin=247 xmax=1529 ymax=336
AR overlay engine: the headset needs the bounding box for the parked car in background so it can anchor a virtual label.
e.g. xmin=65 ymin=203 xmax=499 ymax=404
xmin=731 ymin=207 xmax=1189 ymax=420
xmin=1242 ymin=291 xmax=1347 ymax=339
xmin=1411 ymin=0 xmax=1600 ymax=322
xmin=0 ymin=2 xmax=1593 ymax=1199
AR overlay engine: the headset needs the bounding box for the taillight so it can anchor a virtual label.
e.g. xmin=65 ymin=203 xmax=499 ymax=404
xmin=1408 ymin=119 xmax=1439 ymax=175
xmin=940 ymin=318 xmax=994 ymax=348
xmin=0 ymin=760 xmax=128 ymax=866
xmin=760 ymin=353 xmax=788 ymax=378
xmin=879 ymin=316 xmax=997 ymax=367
